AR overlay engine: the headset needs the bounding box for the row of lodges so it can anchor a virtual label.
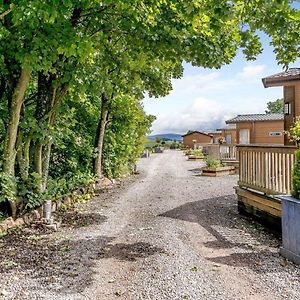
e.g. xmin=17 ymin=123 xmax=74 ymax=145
xmin=183 ymin=68 xmax=300 ymax=149
xmin=182 ymin=113 xmax=284 ymax=148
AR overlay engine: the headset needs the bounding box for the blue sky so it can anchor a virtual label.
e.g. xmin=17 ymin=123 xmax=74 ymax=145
xmin=143 ymin=34 xmax=300 ymax=135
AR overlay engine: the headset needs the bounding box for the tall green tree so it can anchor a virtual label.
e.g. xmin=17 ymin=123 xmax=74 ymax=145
xmin=265 ymin=98 xmax=284 ymax=114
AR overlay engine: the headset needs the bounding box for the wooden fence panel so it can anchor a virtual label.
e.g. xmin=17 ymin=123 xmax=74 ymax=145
xmin=237 ymin=145 xmax=297 ymax=195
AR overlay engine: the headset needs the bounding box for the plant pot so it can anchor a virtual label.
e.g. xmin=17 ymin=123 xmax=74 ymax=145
xmin=278 ymin=195 xmax=300 ymax=264
xmin=201 ymin=166 xmax=235 ymax=177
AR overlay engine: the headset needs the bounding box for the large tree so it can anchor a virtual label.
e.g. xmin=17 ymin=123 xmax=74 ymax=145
xmin=0 ymin=0 xmax=300 ymax=216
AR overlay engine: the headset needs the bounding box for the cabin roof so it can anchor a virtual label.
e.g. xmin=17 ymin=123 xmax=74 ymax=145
xmin=181 ymin=131 xmax=213 ymax=138
xmin=262 ymin=68 xmax=300 ymax=87
xmin=226 ymin=113 xmax=284 ymax=124
xmin=217 ymin=124 xmax=236 ymax=131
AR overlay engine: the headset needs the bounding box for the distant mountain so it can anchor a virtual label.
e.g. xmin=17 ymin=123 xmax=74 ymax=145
xmin=147 ymin=133 xmax=183 ymax=141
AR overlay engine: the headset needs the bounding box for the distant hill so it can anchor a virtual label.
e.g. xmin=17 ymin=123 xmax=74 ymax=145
xmin=147 ymin=133 xmax=183 ymax=142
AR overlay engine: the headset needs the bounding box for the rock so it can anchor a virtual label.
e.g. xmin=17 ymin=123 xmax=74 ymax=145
xmin=72 ymin=189 xmax=82 ymax=196
xmin=30 ymin=210 xmax=41 ymax=221
xmin=22 ymin=213 xmax=32 ymax=225
xmin=37 ymin=206 xmax=43 ymax=218
xmin=51 ymin=201 xmax=57 ymax=212
xmin=0 ymin=289 xmax=8 ymax=296
xmin=1 ymin=217 xmax=15 ymax=230
xmin=56 ymin=200 xmax=62 ymax=209
xmin=42 ymin=223 xmax=58 ymax=231
xmin=0 ymin=223 xmax=8 ymax=233
xmin=101 ymin=177 xmax=113 ymax=187
xmin=14 ymin=218 xmax=25 ymax=227
xmin=63 ymin=196 xmax=72 ymax=206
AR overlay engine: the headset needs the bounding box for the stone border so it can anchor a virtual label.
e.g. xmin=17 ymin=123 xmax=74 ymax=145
xmin=0 ymin=177 xmax=113 ymax=235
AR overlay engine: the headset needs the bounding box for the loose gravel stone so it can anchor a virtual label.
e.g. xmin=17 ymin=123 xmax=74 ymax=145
xmin=1 ymin=150 xmax=300 ymax=300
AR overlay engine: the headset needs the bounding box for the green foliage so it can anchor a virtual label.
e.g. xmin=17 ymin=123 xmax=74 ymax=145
xmin=17 ymin=173 xmax=43 ymax=210
xmin=265 ymin=98 xmax=284 ymax=114
xmin=290 ymin=120 xmax=300 ymax=199
xmin=205 ymin=157 xmax=222 ymax=169
xmin=292 ymin=150 xmax=300 ymax=199
xmin=190 ymin=149 xmax=204 ymax=157
xmin=103 ymin=95 xmax=153 ymax=178
xmin=1 ymin=1 xmax=300 ymax=217
xmin=288 ymin=117 xmax=300 ymax=143
xmin=0 ymin=174 xmax=16 ymax=204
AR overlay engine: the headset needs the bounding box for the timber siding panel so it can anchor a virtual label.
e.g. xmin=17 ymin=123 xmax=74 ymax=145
xmin=236 ymin=120 xmax=284 ymax=145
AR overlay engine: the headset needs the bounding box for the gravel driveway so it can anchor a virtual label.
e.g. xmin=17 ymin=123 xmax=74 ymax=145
xmin=1 ymin=150 xmax=300 ymax=300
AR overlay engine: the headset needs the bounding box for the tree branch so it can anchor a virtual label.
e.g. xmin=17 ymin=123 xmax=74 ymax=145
xmin=0 ymin=8 xmax=12 ymax=20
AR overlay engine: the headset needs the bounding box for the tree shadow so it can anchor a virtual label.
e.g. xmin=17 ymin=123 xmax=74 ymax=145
xmin=0 ymin=230 xmax=163 ymax=295
xmin=57 ymin=211 xmax=108 ymax=228
xmin=159 ymin=195 xmax=287 ymax=273
xmin=98 ymin=242 xmax=164 ymax=262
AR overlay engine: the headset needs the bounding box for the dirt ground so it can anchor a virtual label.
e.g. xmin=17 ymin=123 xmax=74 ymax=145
xmin=1 ymin=150 xmax=300 ymax=300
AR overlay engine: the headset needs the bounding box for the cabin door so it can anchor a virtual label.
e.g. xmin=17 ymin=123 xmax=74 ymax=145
xmin=239 ymin=129 xmax=250 ymax=144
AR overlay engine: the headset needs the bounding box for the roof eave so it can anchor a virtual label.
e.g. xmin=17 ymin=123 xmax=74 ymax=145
xmin=262 ymin=77 xmax=300 ymax=88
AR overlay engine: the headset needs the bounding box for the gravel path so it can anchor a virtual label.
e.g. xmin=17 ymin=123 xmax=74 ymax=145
xmin=1 ymin=150 xmax=300 ymax=300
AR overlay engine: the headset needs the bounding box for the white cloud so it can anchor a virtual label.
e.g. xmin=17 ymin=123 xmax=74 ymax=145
xmin=150 ymin=97 xmax=231 ymax=134
xmin=237 ymin=65 xmax=265 ymax=81
xmin=144 ymin=63 xmax=279 ymax=134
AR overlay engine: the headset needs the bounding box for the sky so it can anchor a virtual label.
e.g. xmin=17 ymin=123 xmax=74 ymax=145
xmin=143 ymin=35 xmax=300 ymax=135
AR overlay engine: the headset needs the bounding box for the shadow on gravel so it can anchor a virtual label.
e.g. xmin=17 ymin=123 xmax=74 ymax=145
xmin=98 ymin=242 xmax=164 ymax=262
xmin=57 ymin=211 xmax=108 ymax=228
xmin=0 ymin=230 xmax=112 ymax=293
xmin=160 ymin=195 xmax=284 ymax=273
xmin=0 ymin=228 xmax=163 ymax=294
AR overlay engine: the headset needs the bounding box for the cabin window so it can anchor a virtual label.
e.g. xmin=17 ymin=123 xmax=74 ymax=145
xmin=239 ymin=129 xmax=250 ymax=144
xmin=225 ymin=134 xmax=231 ymax=144
xmin=285 ymin=102 xmax=291 ymax=115
xmin=269 ymin=132 xmax=283 ymax=137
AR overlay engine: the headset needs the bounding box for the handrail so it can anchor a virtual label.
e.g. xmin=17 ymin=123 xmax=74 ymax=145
xmin=237 ymin=145 xmax=297 ymax=195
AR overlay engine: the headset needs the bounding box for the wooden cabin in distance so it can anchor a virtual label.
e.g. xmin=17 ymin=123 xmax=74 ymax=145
xmin=225 ymin=113 xmax=284 ymax=145
xmin=207 ymin=131 xmax=222 ymax=144
xmin=216 ymin=124 xmax=237 ymax=145
xmin=262 ymin=68 xmax=300 ymax=145
xmin=182 ymin=131 xmax=213 ymax=148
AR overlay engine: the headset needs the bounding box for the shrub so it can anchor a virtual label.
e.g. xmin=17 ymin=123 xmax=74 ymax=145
xmin=292 ymin=149 xmax=300 ymax=199
xmin=204 ymin=157 xmax=221 ymax=169
xmin=289 ymin=119 xmax=300 ymax=199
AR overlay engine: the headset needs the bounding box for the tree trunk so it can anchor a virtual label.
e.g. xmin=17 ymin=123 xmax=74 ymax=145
xmin=3 ymin=68 xmax=31 ymax=176
xmin=42 ymin=140 xmax=52 ymax=192
xmin=94 ymin=94 xmax=109 ymax=178
xmin=34 ymin=143 xmax=43 ymax=192
xmin=23 ymin=136 xmax=31 ymax=179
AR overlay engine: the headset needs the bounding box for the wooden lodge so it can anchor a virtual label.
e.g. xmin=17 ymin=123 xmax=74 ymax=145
xmin=216 ymin=124 xmax=237 ymax=145
xmin=235 ymin=69 xmax=300 ymax=229
xmin=226 ymin=113 xmax=284 ymax=145
xmin=182 ymin=131 xmax=213 ymax=148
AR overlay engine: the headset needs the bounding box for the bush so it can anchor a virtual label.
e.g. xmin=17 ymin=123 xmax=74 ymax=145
xmin=204 ymin=157 xmax=221 ymax=169
xmin=190 ymin=149 xmax=204 ymax=157
xmin=289 ymin=119 xmax=300 ymax=199
xmin=292 ymin=149 xmax=300 ymax=199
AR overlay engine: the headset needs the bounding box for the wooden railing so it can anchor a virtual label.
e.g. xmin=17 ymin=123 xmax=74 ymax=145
xmin=202 ymin=144 xmax=237 ymax=160
xmin=238 ymin=145 xmax=297 ymax=195
xmin=220 ymin=144 xmax=237 ymax=160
